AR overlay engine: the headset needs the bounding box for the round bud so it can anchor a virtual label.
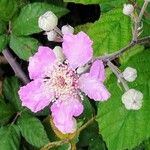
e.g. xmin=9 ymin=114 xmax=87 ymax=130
xmin=122 ymin=67 xmax=137 ymax=82
xmin=46 ymin=30 xmax=57 ymax=41
xmin=53 ymin=46 xmax=65 ymax=62
xmin=123 ymin=4 xmax=134 ymax=16
xmin=38 ymin=11 xmax=58 ymax=31
xmin=122 ymin=89 xmax=143 ymax=110
xmin=61 ymin=25 xmax=74 ymax=35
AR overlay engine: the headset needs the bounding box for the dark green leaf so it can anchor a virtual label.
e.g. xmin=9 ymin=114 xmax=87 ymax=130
xmin=0 ymin=101 xmax=15 ymax=126
xmin=3 ymin=77 xmax=23 ymax=111
xmin=0 ymin=125 xmax=21 ymax=150
xmin=0 ymin=34 xmax=8 ymax=52
xmin=0 ymin=0 xmax=18 ymax=21
xmin=0 ymin=21 xmax=7 ymax=34
xmin=17 ymin=112 xmax=49 ymax=148
xmin=96 ymin=50 xmax=150 ymax=150
xmin=12 ymin=2 xmax=69 ymax=35
xmin=10 ymin=35 xmax=39 ymax=60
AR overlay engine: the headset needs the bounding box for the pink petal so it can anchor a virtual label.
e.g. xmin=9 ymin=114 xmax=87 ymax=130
xmin=18 ymin=79 xmax=52 ymax=112
xmin=51 ymin=97 xmax=83 ymax=133
xmin=79 ymin=73 xmax=110 ymax=101
xmin=28 ymin=46 xmax=56 ymax=80
xmin=90 ymin=60 xmax=105 ymax=82
xmin=62 ymin=32 xmax=93 ymax=69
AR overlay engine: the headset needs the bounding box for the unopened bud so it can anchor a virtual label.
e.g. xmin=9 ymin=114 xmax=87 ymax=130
xmin=53 ymin=46 xmax=65 ymax=62
xmin=122 ymin=67 xmax=137 ymax=82
xmin=122 ymin=89 xmax=143 ymax=110
xmin=61 ymin=25 xmax=74 ymax=35
xmin=123 ymin=4 xmax=134 ymax=16
xmin=46 ymin=30 xmax=57 ymax=41
xmin=38 ymin=11 xmax=58 ymax=31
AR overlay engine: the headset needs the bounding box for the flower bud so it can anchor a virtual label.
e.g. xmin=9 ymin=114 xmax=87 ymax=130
xmin=123 ymin=4 xmax=134 ymax=16
xmin=61 ymin=25 xmax=74 ymax=35
xmin=38 ymin=11 xmax=58 ymax=31
xmin=46 ymin=30 xmax=57 ymax=41
xmin=53 ymin=46 xmax=65 ymax=62
xmin=122 ymin=67 xmax=137 ymax=82
xmin=122 ymin=89 xmax=143 ymax=110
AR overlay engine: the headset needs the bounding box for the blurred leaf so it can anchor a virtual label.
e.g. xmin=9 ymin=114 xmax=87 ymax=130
xmin=0 ymin=101 xmax=15 ymax=126
xmin=0 ymin=21 xmax=7 ymax=34
xmin=10 ymin=35 xmax=39 ymax=60
xmin=17 ymin=112 xmax=49 ymax=148
xmin=87 ymin=9 xmax=132 ymax=56
xmin=0 ymin=34 xmax=8 ymax=52
xmin=3 ymin=77 xmax=23 ymax=111
xmin=96 ymin=50 xmax=150 ymax=150
xmin=0 ymin=125 xmax=21 ymax=150
xmin=75 ymin=23 xmax=93 ymax=33
xmin=12 ymin=2 xmax=69 ymax=35
xmin=0 ymin=0 xmax=18 ymax=21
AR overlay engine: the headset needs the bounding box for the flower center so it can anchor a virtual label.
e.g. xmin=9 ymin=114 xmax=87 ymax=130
xmin=44 ymin=63 xmax=79 ymax=101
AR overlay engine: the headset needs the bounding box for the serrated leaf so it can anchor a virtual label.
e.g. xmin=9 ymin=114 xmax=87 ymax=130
xmin=96 ymin=50 xmax=150 ymax=150
xmin=0 ymin=101 xmax=15 ymax=126
xmin=0 ymin=0 xmax=18 ymax=21
xmin=3 ymin=77 xmax=23 ymax=111
xmin=87 ymin=9 xmax=132 ymax=56
xmin=17 ymin=112 xmax=49 ymax=148
xmin=12 ymin=2 xmax=69 ymax=35
xmin=10 ymin=35 xmax=39 ymax=60
xmin=0 ymin=125 xmax=21 ymax=150
xmin=0 ymin=34 xmax=8 ymax=52
xmin=75 ymin=23 xmax=93 ymax=34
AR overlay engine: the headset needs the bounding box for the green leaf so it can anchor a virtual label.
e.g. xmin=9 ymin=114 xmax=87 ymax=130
xmin=0 ymin=0 xmax=18 ymax=21
xmin=0 ymin=34 xmax=8 ymax=52
xmin=10 ymin=35 xmax=39 ymax=60
xmin=87 ymin=9 xmax=132 ymax=56
xmin=0 ymin=21 xmax=7 ymax=34
xmin=0 ymin=101 xmax=15 ymax=126
xmin=3 ymin=77 xmax=23 ymax=111
xmin=12 ymin=2 xmax=69 ymax=35
xmin=17 ymin=112 xmax=49 ymax=148
xmin=0 ymin=125 xmax=21 ymax=150
xmin=96 ymin=50 xmax=150 ymax=150
xmin=75 ymin=23 xmax=93 ymax=34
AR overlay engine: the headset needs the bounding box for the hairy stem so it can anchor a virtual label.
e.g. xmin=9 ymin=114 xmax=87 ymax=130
xmin=40 ymin=140 xmax=69 ymax=150
xmin=2 ymin=49 xmax=30 ymax=84
xmin=95 ymin=36 xmax=150 ymax=61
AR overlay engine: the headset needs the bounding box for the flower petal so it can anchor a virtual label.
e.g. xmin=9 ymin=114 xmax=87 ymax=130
xmin=89 ymin=60 xmax=105 ymax=82
xmin=18 ymin=79 xmax=52 ymax=112
xmin=51 ymin=97 xmax=83 ymax=133
xmin=62 ymin=32 xmax=93 ymax=69
xmin=28 ymin=46 xmax=56 ymax=79
xmin=79 ymin=73 xmax=110 ymax=101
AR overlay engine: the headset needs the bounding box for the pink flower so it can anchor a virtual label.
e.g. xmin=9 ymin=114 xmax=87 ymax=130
xmin=18 ymin=32 xmax=110 ymax=134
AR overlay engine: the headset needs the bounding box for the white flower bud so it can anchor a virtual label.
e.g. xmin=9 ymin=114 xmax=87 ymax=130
xmin=122 ymin=67 xmax=137 ymax=82
xmin=123 ymin=4 xmax=134 ymax=16
xmin=46 ymin=30 xmax=57 ymax=41
xmin=61 ymin=25 xmax=74 ymax=35
xmin=53 ymin=46 xmax=65 ymax=62
xmin=38 ymin=11 xmax=58 ymax=31
xmin=122 ymin=89 xmax=143 ymax=110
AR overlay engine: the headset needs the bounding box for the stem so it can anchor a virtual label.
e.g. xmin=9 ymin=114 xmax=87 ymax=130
xmin=107 ymin=61 xmax=129 ymax=91
xmin=77 ymin=116 xmax=96 ymax=133
xmin=40 ymin=140 xmax=69 ymax=150
xmin=133 ymin=0 xmax=149 ymax=41
xmin=11 ymin=112 xmax=21 ymax=125
xmin=95 ymin=36 xmax=150 ymax=61
xmin=2 ymin=49 xmax=30 ymax=84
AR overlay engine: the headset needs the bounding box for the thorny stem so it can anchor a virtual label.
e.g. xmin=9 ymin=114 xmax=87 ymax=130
xmin=95 ymin=36 xmax=150 ymax=62
xmin=2 ymin=49 xmax=30 ymax=84
xmin=107 ymin=61 xmax=129 ymax=91
xmin=133 ymin=0 xmax=149 ymax=41
xmin=40 ymin=140 xmax=69 ymax=150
